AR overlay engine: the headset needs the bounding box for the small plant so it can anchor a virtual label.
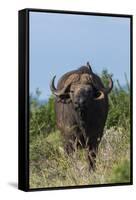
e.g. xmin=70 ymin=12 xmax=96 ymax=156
xmin=30 ymin=91 xmax=56 ymax=141
xmin=109 ymin=159 xmax=130 ymax=183
xmin=100 ymin=69 xmax=130 ymax=130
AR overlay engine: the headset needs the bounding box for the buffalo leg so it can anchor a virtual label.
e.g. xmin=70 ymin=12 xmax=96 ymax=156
xmin=87 ymin=140 xmax=99 ymax=171
xmin=88 ymin=148 xmax=97 ymax=171
xmin=64 ymin=135 xmax=77 ymax=155
xmin=64 ymin=142 xmax=75 ymax=155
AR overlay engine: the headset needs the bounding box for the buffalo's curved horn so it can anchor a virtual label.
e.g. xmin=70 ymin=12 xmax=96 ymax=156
xmin=50 ymin=75 xmax=69 ymax=96
xmin=92 ymin=76 xmax=113 ymax=95
xmin=94 ymin=91 xmax=105 ymax=100
xmin=103 ymin=76 xmax=113 ymax=94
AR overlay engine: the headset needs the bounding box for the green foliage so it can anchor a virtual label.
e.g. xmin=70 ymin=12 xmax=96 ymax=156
xmin=30 ymin=90 xmax=56 ymax=141
xmin=100 ymin=69 xmax=130 ymax=129
xmin=109 ymin=159 xmax=130 ymax=183
xmin=107 ymin=88 xmax=130 ymax=129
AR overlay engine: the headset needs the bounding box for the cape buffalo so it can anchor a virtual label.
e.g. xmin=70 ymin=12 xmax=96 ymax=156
xmin=50 ymin=62 xmax=113 ymax=170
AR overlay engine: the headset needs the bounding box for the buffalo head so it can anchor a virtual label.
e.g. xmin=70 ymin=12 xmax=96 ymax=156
xmin=50 ymin=62 xmax=113 ymax=112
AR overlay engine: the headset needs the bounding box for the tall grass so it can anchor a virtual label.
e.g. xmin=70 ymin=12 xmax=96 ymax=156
xmin=29 ymin=70 xmax=131 ymax=189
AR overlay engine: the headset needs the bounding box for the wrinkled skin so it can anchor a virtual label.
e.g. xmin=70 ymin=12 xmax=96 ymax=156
xmin=50 ymin=63 xmax=113 ymax=171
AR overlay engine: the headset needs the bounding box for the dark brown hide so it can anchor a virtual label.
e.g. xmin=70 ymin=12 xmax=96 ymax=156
xmin=50 ymin=63 xmax=113 ymax=170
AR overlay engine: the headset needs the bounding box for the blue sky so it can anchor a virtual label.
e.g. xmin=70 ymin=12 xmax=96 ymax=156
xmin=29 ymin=11 xmax=130 ymax=99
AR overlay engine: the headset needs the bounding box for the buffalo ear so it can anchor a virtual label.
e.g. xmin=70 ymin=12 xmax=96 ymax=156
xmin=93 ymin=89 xmax=100 ymax=98
xmin=93 ymin=88 xmax=104 ymax=100
xmin=56 ymin=97 xmax=72 ymax=104
xmin=56 ymin=92 xmax=72 ymax=104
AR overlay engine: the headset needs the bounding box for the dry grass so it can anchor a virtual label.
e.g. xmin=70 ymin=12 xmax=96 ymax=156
xmin=29 ymin=127 xmax=131 ymax=189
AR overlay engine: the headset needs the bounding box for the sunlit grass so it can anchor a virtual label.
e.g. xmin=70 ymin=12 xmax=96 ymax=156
xmin=29 ymin=127 xmax=130 ymax=188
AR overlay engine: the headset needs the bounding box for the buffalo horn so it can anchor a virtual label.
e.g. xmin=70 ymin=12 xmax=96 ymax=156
xmin=103 ymin=76 xmax=113 ymax=94
xmin=50 ymin=75 xmax=69 ymax=96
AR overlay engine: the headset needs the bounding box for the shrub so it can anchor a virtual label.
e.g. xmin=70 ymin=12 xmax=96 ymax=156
xmin=100 ymin=69 xmax=130 ymax=129
xmin=109 ymin=159 xmax=130 ymax=183
xmin=30 ymin=91 xmax=56 ymax=141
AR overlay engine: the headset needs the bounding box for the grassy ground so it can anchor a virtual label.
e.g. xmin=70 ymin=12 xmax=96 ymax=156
xmin=29 ymin=126 xmax=131 ymax=189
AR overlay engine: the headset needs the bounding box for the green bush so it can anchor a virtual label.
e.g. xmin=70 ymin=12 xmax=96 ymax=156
xmin=30 ymin=91 xmax=56 ymax=141
xmin=100 ymin=69 xmax=130 ymax=129
xmin=109 ymin=159 xmax=130 ymax=183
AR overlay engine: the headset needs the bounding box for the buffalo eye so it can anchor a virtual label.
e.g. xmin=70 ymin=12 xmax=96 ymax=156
xmin=70 ymin=90 xmax=74 ymax=93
